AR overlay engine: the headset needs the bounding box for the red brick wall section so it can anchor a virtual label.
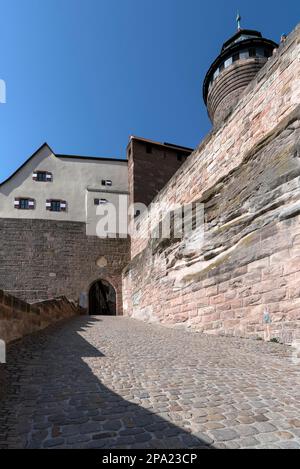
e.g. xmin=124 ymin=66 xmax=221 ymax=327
xmin=0 ymin=290 xmax=82 ymax=344
xmin=129 ymin=140 xmax=190 ymax=208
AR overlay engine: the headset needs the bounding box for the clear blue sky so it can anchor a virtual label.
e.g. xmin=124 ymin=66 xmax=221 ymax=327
xmin=0 ymin=0 xmax=299 ymax=182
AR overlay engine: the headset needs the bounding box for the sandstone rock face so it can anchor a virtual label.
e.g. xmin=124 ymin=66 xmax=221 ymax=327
xmin=123 ymin=25 xmax=300 ymax=343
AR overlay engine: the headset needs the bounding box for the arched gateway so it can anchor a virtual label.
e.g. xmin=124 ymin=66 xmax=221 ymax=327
xmin=88 ymin=280 xmax=117 ymax=316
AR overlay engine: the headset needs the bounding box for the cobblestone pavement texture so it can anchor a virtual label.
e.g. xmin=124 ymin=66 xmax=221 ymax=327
xmin=0 ymin=316 xmax=299 ymax=449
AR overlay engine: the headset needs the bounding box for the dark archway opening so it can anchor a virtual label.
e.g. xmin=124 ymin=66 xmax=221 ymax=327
xmin=89 ymin=280 xmax=116 ymax=316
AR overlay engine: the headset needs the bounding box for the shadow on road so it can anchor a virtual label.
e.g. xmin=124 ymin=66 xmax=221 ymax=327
xmin=0 ymin=316 xmax=213 ymax=449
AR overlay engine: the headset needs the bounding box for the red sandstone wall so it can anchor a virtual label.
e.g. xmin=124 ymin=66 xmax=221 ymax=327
xmin=123 ymin=25 xmax=300 ymax=343
xmin=0 ymin=290 xmax=81 ymax=344
xmin=130 ymin=25 xmax=300 ymax=260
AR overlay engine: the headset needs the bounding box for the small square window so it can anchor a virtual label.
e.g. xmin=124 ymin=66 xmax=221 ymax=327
xmin=101 ymin=180 xmax=112 ymax=187
xmin=37 ymin=172 xmax=47 ymax=182
xmin=20 ymin=199 xmax=29 ymax=209
xmin=224 ymin=57 xmax=233 ymax=68
xmin=51 ymin=200 xmax=62 ymax=212
xmin=94 ymin=198 xmax=108 ymax=205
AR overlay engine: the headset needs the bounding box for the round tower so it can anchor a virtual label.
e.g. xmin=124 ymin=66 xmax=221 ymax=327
xmin=203 ymin=24 xmax=278 ymax=126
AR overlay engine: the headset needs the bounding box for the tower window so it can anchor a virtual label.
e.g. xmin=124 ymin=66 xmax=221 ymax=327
xmin=256 ymin=48 xmax=265 ymax=58
xmin=219 ymin=62 xmax=225 ymax=72
xmin=249 ymin=48 xmax=257 ymax=58
xmin=213 ymin=69 xmax=220 ymax=80
xmin=264 ymin=49 xmax=272 ymax=58
xmin=224 ymin=57 xmax=233 ymax=68
xmin=14 ymin=198 xmax=35 ymax=210
xmin=232 ymin=52 xmax=240 ymax=62
xmin=46 ymin=200 xmax=67 ymax=212
xmin=146 ymin=144 xmax=152 ymax=154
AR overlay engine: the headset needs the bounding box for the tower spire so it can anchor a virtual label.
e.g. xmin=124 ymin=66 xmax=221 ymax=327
xmin=236 ymin=11 xmax=242 ymax=31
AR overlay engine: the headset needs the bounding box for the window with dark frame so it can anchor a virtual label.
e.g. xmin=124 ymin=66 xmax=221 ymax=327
xmin=232 ymin=52 xmax=240 ymax=62
xmin=94 ymin=198 xmax=108 ymax=205
xmin=249 ymin=48 xmax=256 ymax=58
xmin=14 ymin=198 xmax=35 ymax=210
xmin=101 ymin=180 xmax=112 ymax=187
xmin=51 ymin=200 xmax=62 ymax=212
xmin=33 ymin=171 xmax=52 ymax=182
xmin=46 ymin=200 xmax=67 ymax=212
xmin=20 ymin=199 xmax=29 ymax=209
xmin=37 ymin=172 xmax=47 ymax=182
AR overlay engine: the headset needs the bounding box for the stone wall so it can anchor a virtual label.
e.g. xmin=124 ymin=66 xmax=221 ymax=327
xmin=0 ymin=219 xmax=129 ymax=313
xmin=123 ymin=25 xmax=300 ymax=343
xmin=130 ymin=25 xmax=300 ymax=260
xmin=0 ymin=291 xmax=82 ymax=401
xmin=128 ymin=139 xmax=191 ymax=209
xmin=0 ymin=290 xmax=81 ymax=344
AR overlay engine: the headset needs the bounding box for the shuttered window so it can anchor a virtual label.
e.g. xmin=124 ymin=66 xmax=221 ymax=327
xmin=33 ymin=171 xmax=52 ymax=182
xmin=46 ymin=200 xmax=67 ymax=212
xmin=14 ymin=198 xmax=35 ymax=210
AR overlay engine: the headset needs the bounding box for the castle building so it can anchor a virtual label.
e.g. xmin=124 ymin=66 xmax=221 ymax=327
xmin=1 ymin=22 xmax=300 ymax=343
xmin=0 ymin=138 xmax=191 ymax=314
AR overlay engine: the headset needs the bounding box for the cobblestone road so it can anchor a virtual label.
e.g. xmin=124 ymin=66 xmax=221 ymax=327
xmin=0 ymin=316 xmax=300 ymax=449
